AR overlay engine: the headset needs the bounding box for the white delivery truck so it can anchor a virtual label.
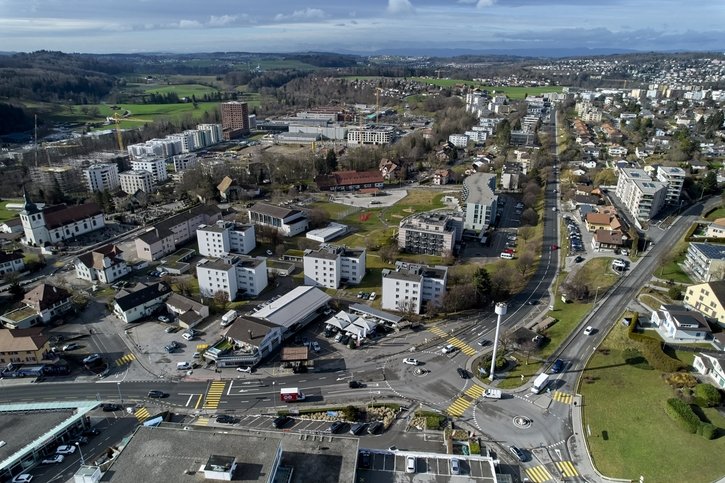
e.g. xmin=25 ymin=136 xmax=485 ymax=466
xmin=531 ymin=373 xmax=550 ymax=394
xmin=220 ymin=309 xmax=238 ymax=327
xmin=483 ymin=389 xmax=502 ymax=399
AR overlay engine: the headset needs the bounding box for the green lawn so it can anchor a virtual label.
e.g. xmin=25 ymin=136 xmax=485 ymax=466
xmin=41 ymin=101 xmax=220 ymax=128
xmin=540 ymin=301 xmax=594 ymax=358
xmin=658 ymin=254 xmax=693 ymax=284
xmin=581 ymin=323 xmax=725 ymax=483
xmin=410 ymin=78 xmax=563 ymax=99
xmin=142 ymin=83 xmax=220 ymax=98
xmin=0 ymin=199 xmax=22 ymax=223
xmin=705 ymin=206 xmax=725 ymax=220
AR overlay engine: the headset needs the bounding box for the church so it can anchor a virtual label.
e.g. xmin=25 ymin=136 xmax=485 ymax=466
xmin=20 ymin=189 xmax=105 ymax=246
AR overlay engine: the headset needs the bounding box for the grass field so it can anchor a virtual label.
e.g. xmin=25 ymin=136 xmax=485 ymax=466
xmin=46 ymin=102 xmax=222 ymax=129
xmin=0 ymin=199 xmax=22 ymax=223
xmin=581 ymin=323 xmax=725 ymax=482
xmin=410 ymin=78 xmax=563 ymax=99
xmin=705 ymin=206 xmax=725 ymax=220
xmin=142 ymin=83 xmax=220 ymax=98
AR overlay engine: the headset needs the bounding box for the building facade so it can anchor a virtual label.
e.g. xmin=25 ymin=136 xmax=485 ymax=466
xmin=684 ymin=281 xmax=725 ymax=326
xmin=303 ymin=245 xmax=366 ymax=289
xmin=197 ymin=221 xmax=256 ymax=257
xmin=119 ymin=170 xmax=154 ymax=194
xmin=461 ymin=173 xmax=498 ymax=231
xmin=197 ymin=255 xmax=268 ymax=301
xmin=398 ymin=212 xmax=462 ymax=256
xmin=656 ymin=166 xmax=686 ymax=205
xmin=130 ymin=158 xmax=168 ymax=183
xmin=615 ymin=168 xmax=666 ymax=220
xmin=113 ymin=282 xmax=172 ymax=323
xmin=247 ymin=203 xmax=309 ymax=237
xmin=83 ymin=163 xmax=120 ymax=193
xmin=74 ymin=244 xmax=131 ymax=284
xmin=346 ymin=127 xmax=393 ymax=146
xmin=221 ymin=101 xmax=250 ymax=134
xmin=684 ymin=243 xmax=725 ymax=282
xmin=381 ymin=262 xmax=448 ymax=314
xmin=0 ymin=252 xmax=24 ymax=277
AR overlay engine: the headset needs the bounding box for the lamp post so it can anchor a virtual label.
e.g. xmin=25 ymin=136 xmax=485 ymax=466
xmin=117 ymin=382 xmax=123 ymax=405
xmin=75 ymin=442 xmax=85 ymax=466
xmin=593 ymin=286 xmax=603 ymax=307
xmin=488 ymin=302 xmax=508 ymax=381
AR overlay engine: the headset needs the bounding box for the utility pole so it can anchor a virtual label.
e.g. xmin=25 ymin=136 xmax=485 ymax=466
xmin=489 ymin=302 xmax=508 ymax=381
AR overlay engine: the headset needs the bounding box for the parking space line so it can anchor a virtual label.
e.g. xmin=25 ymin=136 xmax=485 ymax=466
xmin=194 ymin=394 xmax=203 ymax=409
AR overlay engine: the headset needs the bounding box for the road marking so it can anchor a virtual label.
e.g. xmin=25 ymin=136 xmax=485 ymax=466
xmin=525 ymin=464 xmax=554 ymax=482
xmin=195 ymin=417 xmax=210 ymax=426
xmin=194 ymin=394 xmax=203 ymax=409
xmin=115 ymin=353 xmax=135 ymax=366
xmin=134 ymin=407 xmax=150 ymax=422
xmin=464 ymin=384 xmax=484 ymax=399
xmin=446 ymin=397 xmax=472 ymax=417
xmin=202 ymin=381 xmax=226 ymax=410
xmin=555 ymin=461 xmax=579 ymax=478
xmin=552 ymin=391 xmax=573 ymax=405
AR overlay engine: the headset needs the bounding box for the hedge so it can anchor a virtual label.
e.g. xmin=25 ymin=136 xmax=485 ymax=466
xmin=694 ymin=383 xmax=723 ymax=408
xmin=664 ymin=398 xmax=699 ymax=434
xmin=638 ymin=339 xmax=685 ymax=372
xmin=700 ymin=423 xmax=717 ymax=440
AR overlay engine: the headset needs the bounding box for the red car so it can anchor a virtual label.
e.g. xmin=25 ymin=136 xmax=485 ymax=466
xmin=551 ymin=244 xmax=559 ymax=250
xmin=503 ymin=248 xmax=514 ymax=254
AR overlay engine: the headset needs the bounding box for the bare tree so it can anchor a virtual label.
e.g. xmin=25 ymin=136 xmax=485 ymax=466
xmin=379 ymin=243 xmax=399 ymax=264
xmin=213 ymin=290 xmax=230 ymax=312
xmin=521 ymin=208 xmax=539 ymax=226
xmin=519 ymin=226 xmax=535 ymax=243
xmin=175 ymin=277 xmax=195 ymax=297
xmin=516 ymin=251 xmax=535 ymax=275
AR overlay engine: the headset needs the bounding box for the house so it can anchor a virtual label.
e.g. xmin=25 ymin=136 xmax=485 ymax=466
xmin=0 ymin=327 xmax=51 ymax=364
xmin=213 ymin=316 xmax=284 ymax=367
xmin=591 ymin=229 xmax=626 ymax=251
xmin=0 ymin=218 xmax=23 ymax=234
xmin=381 ymin=262 xmax=448 ymax=314
xmin=217 ymin=176 xmax=260 ymax=202
xmin=0 ymin=251 xmax=25 ymax=276
xmin=315 ymin=170 xmax=385 ymax=192
xmin=165 ymin=293 xmax=209 ymax=329
xmin=585 ymin=212 xmax=622 ymax=233
xmin=379 ymin=158 xmax=399 ymax=180
xmin=113 ymin=282 xmax=172 ymax=323
xmin=705 ymin=219 xmax=725 ymax=239
xmin=74 ymin=244 xmax=131 ymax=284
xmin=684 ymin=243 xmax=725 ymax=282
xmin=684 ymin=281 xmax=725 ymax=326
xmin=248 ymin=203 xmax=309 ymax=237
xmin=197 ymin=255 xmax=268 ymax=302
xmin=303 ymin=245 xmax=366 ymax=289
xmin=1 ymin=284 xmax=73 ymax=329
xmin=693 ymin=353 xmax=725 ymax=389
xmin=650 ymin=304 xmax=712 ymax=343
xmin=433 ymin=169 xmax=451 ymax=186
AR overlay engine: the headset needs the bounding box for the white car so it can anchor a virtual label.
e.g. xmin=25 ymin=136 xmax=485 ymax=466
xmin=56 ymin=445 xmax=77 ymax=455
xmin=42 ymin=455 xmax=64 ymax=465
xmin=403 ymin=358 xmax=419 ymax=366
xmin=369 ymin=292 xmax=377 ymax=301
xmin=583 ymin=326 xmax=594 ymax=335
xmin=312 ymin=341 xmax=321 ymax=352
xmin=11 ymin=474 xmax=33 ymax=483
xmin=82 ymin=354 xmax=101 ymax=364
xmin=176 ymin=362 xmax=191 ymax=370
xmin=182 ymin=332 xmax=194 ymax=341
xmin=62 ymin=343 xmax=79 ymax=351
xmin=406 ymin=456 xmax=416 ymax=473
xmin=236 ymin=366 xmax=252 ymax=373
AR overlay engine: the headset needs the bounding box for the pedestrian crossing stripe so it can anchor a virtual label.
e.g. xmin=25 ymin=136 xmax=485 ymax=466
xmin=446 ymin=397 xmax=472 ymax=417
xmin=202 ymin=381 xmax=226 ymax=409
xmin=429 ymin=327 xmax=447 ymax=337
xmin=465 ymin=384 xmax=484 ymax=399
xmin=115 ymin=353 xmax=136 ymax=366
xmin=134 ymin=407 xmax=150 ymax=422
xmin=195 ymin=417 xmax=210 ymax=426
xmin=555 ymin=461 xmax=578 ymax=478
xmin=428 ymin=327 xmax=477 ymax=356
xmin=553 ymin=391 xmax=573 ymax=405
xmin=526 ymin=465 xmax=553 ymax=483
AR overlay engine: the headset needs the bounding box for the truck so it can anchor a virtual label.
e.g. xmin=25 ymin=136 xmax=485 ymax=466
xmin=280 ymin=387 xmax=305 ymax=402
xmin=531 ymin=373 xmax=550 ymax=394
xmin=220 ymin=310 xmax=239 ymax=327
xmin=483 ymin=389 xmax=502 ymax=399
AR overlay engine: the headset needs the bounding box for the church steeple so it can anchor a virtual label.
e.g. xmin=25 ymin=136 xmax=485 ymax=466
xmin=22 ymin=185 xmax=40 ymax=215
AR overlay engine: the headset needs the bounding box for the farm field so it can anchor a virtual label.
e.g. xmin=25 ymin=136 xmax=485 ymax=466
xmin=411 ymin=78 xmax=563 ymax=99
xmin=43 ymin=102 xmax=221 ymax=129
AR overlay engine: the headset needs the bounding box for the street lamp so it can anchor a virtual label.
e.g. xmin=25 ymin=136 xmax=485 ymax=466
xmin=488 ymin=302 xmax=508 ymax=381
xmin=75 ymin=442 xmax=85 ymax=466
xmin=593 ymin=286 xmax=603 ymax=306
xmin=117 ymin=382 xmax=123 ymax=405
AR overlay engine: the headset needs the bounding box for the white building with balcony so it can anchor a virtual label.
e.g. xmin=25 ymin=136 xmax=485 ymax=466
xmin=130 ymin=158 xmax=168 ymax=183
xmin=656 ymin=166 xmax=686 ymax=205
xmin=615 ymin=168 xmax=666 ymax=220
xmin=197 ymin=220 xmax=256 ymax=257
xmin=83 ymin=163 xmax=120 ymax=193
xmin=381 ymin=262 xmax=448 ymax=314
xmin=197 ymin=255 xmax=268 ymax=301
xmin=119 ymin=170 xmax=154 ymax=194
xmin=303 ymin=245 xmax=366 ymax=289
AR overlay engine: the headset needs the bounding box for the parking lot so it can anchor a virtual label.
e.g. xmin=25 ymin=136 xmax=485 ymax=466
xmin=357 ymin=451 xmax=497 ymax=482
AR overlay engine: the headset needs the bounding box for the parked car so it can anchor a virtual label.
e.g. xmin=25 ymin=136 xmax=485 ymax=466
xmin=82 ymin=354 xmax=101 ymax=364
xmin=157 ymin=315 xmax=170 ymax=323
xmin=349 ymin=423 xmax=367 ymax=435
xmin=11 ymin=474 xmax=33 ymax=483
xmin=62 ymin=343 xmax=79 ymax=351
xmin=340 ymin=335 xmax=350 ymax=345
xmin=164 ymin=326 xmax=178 ymax=334
xmin=182 ymin=332 xmax=195 ymax=341
xmin=334 ymin=333 xmax=344 ymax=342
xmin=403 ymin=358 xmax=419 ymax=366
xmin=311 ymin=341 xmax=321 ymax=352
xmin=176 ymin=362 xmax=191 ymax=370
xmin=457 ymin=368 xmax=469 ymax=379
xmin=574 ymin=256 xmax=584 ymax=263
xmin=55 ymin=445 xmax=76 ymax=455
xmin=101 ymin=403 xmax=121 ymax=412
xmin=272 ymin=415 xmax=291 ymax=429
xmin=147 ymin=390 xmax=167 ymax=398
xmin=369 ymin=292 xmax=377 ymax=301
xmin=368 ymin=421 xmax=384 ymax=434
xmin=329 ymin=421 xmax=344 ymax=433
xmin=509 ymin=445 xmax=526 ymax=462
xmin=406 ymin=456 xmax=416 ymax=473
xmin=450 ymin=457 xmax=461 ymax=475
xmin=42 ymin=455 xmax=64 ymax=465
xmin=358 ymin=450 xmax=371 ymax=469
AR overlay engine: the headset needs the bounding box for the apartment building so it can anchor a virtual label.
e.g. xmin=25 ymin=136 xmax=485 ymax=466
xmin=248 ymin=203 xmax=309 ymax=237
xmin=119 ymin=170 xmax=154 ymax=194
xmin=461 ymin=173 xmax=498 ymax=231
xmin=130 ymin=158 xmax=168 ymax=183
xmin=74 ymin=244 xmax=131 ymax=284
xmin=221 ymin=101 xmax=250 ymax=135
xmin=398 ymin=212 xmax=462 ymax=256
xmin=684 ymin=243 xmax=725 ymax=282
xmin=615 ymin=168 xmax=666 ymax=220
xmin=0 ymin=328 xmax=51 ymax=364
xmin=83 ymin=163 xmax=120 ymax=193
xmin=197 ymin=255 xmax=268 ymax=301
xmin=0 ymin=252 xmax=24 ymax=277
xmin=302 ymin=245 xmax=366 ymax=289
xmin=197 ymin=220 xmax=256 ymax=257
xmin=346 ymin=127 xmax=393 ymax=146
xmin=684 ymin=280 xmax=725 ymax=326
xmin=381 ymin=262 xmax=448 ymax=314
xmin=656 ymin=166 xmax=686 ymax=205
xmin=706 ymin=219 xmax=725 ymax=239
xmin=448 ymin=134 xmax=469 ymax=148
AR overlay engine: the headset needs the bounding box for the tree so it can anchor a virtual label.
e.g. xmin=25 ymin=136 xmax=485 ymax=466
xmin=519 ymin=226 xmax=535 ymax=243
xmin=521 ymin=208 xmax=539 ymax=226
xmin=307 ymin=208 xmax=330 ymax=229
xmin=175 ymin=278 xmax=195 ymax=297
xmin=694 ymin=383 xmax=722 ymax=407
xmin=324 ymin=149 xmax=338 ymax=174
xmin=472 ymin=267 xmax=492 ymax=304
xmin=516 ymin=251 xmax=535 ymax=275
xmin=379 ymin=243 xmax=399 ymax=264
xmin=212 ymin=290 xmax=230 ymax=312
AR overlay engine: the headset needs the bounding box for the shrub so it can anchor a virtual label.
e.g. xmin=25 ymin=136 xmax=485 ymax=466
xmin=638 ymin=339 xmax=685 ymax=372
xmin=469 ymin=440 xmax=481 ymax=455
xmin=425 ymin=415 xmax=446 ymax=430
xmin=342 ymin=405 xmax=360 ymax=421
xmin=700 ymin=423 xmax=717 ymax=440
xmin=664 ymin=398 xmax=700 ymax=434
xmin=694 ymin=383 xmax=722 ymax=408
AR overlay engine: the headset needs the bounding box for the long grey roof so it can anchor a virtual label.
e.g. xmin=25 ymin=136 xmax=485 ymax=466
xmin=462 ymin=173 xmax=497 ymax=205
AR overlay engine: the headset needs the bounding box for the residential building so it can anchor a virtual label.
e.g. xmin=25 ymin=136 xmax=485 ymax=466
xmin=217 ymin=316 xmax=285 ymax=366
xmin=165 ymin=293 xmax=209 ymax=328
xmin=461 ymin=173 xmax=498 ymax=232
xmin=693 ymin=353 xmax=725 ymax=389
xmin=381 ymin=262 xmax=448 ymax=314
xmin=1 ymin=283 xmax=72 ymax=329
xmin=19 ymin=189 xmax=105 ymax=247
xmin=134 ymin=204 xmax=221 ymax=261
xmin=303 ymin=245 xmax=366 ymax=289
xmin=74 ymin=244 xmax=130 ymax=284
xmin=656 ymin=166 xmax=686 ymax=205
xmin=172 ymin=154 xmax=199 ymax=172
xmin=248 ymin=203 xmax=309 ymax=237
xmin=346 ymin=127 xmax=393 ymax=146
xmin=197 ymin=220 xmax=256 ymax=257
xmin=398 ymin=212 xmax=462 ymax=256
xmin=0 ymin=251 xmax=24 ymax=277
xmin=83 ymin=163 xmax=120 ymax=193
xmin=500 ymin=163 xmax=521 ymax=190
xmin=448 ymin=134 xmax=469 ymax=148
xmin=119 ymin=170 xmax=154 ymax=194
xmin=706 ymin=219 xmax=725 ymax=238
xmin=591 ymin=229 xmax=626 ymax=252
xmin=0 ymin=218 xmax=23 ymax=235
xmin=221 ymin=101 xmax=250 ymax=136
xmin=614 ymin=168 xmax=666 ymax=220
xmin=585 ymin=212 xmax=622 ymax=233
xmin=650 ymin=304 xmax=712 ymax=342
xmin=379 ymin=158 xmax=399 ymax=180
xmin=684 ymin=243 xmax=725 ymax=282
xmin=113 ymin=282 xmax=172 ymax=323
xmin=315 ymin=170 xmax=385 ymax=192
xmin=433 ymin=169 xmax=451 ymax=185
xmin=130 ymin=158 xmax=168 ymax=183
xmin=196 ymin=123 xmax=223 ymax=145
xmin=684 ymin=281 xmax=725 ymax=326
xmin=197 ymin=255 xmax=268 ymax=301
xmin=0 ymin=327 xmax=51 ymax=364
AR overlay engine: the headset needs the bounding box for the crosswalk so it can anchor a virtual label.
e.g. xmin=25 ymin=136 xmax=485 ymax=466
xmin=429 ymin=327 xmax=477 ymax=356
xmin=202 ymin=381 xmax=226 ymax=410
xmin=115 ymin=353 xmax=136 ymax=366
xmin=525 ymin=461 xmax=579 ymax=482
xmin=555 ymin=460 xmax=579 ymax=478
xmin=134 ymin=407 xmax=150 ymax=422
xmin=195 ymin=417 xmax=210 ymax=426
xmin=446 ymin=383 xmax=485 ymax=417
xmin=552 ymin=391 xmax=573 ymax=405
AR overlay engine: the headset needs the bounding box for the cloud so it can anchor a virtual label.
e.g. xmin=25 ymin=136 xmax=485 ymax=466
xmin=208 ymin=15 xmax=237 ymax=27
xmin=387 ymin=0 xmax=414 ymax=15
xmin=274 ymin=8 xmax=326 ymax=22
xmin=476 ymin=0 xmax=496 ymax=7
xmin=177 ymin=19 xmax=201 ymax=29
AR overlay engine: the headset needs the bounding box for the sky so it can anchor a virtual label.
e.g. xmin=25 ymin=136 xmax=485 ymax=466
xmin=0 ymin=0 xmax=723 ymax=55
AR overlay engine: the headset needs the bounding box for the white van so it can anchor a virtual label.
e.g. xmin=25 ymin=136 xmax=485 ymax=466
xmin=500 ymin=252 xmax=514 ymax=260
xmin=176 ymin=362 xmax=191 ymax=370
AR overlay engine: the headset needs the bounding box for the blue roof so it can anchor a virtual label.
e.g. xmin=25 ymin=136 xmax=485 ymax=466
xmin=692 ymin=243 xmax=725 ymax=260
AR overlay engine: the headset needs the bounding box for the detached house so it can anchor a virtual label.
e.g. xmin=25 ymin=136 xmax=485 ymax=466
xmin=650 ymin=304 xmax=712 ymax=343
xmin=591 ymin=230 xmax=626 ymax=252
xmin=0 ymin=251 xmax=25 ymax=276
xmin=74 ymin=244 xmax=131 ymax=284
xmin=0 ymin=327 xmax=51 ymax=364
xmin=684 ymin=281 xmax=725 ymax=326
xmin=113 ymin=282 xmax=171 ymax=323
xmin=693 ymin=353 xmax=725 ymax=389
xmin=0 ymin=284 xmax=72 ymax=329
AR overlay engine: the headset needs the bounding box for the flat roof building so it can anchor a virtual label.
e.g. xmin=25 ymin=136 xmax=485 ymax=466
xmin=248 ymin=202 xmax=309 ymax=237
xmin=197 ymin=255 xmax=268 ymax=301
xmin=398 ymin=212 xmax=463 ymax=256
xmin=197 ymin=220 xmax=256 ymax=257
xmin=83 ymin=163 xmax=120 ymax=193
xmin=461 ymin=173 xmax=498 ymax=232
xmin=253 ymin=286 xmax=330 ymax=331
xmin=615 ymin=168 xmax=666 ymax=220
xmin=303 ymin=245 xmax=366 ymax=289
xmin=381 ymin=262 xmax=448 ymax=314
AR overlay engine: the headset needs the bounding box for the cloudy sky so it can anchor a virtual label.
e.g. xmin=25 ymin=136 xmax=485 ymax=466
xmin=0 ymin=0 xmax=723 ymax=54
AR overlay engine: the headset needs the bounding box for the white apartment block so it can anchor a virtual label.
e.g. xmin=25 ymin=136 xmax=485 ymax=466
xmin=398 ymin=212 xmax=462 ymax=256
xmin=381 ymin=262 xmax=448 ymax=315
xmin=119 ymin=170 xmax=154 ymax=194
xmin=462 ymin=173 xmax=498 ymax=231
xmin=448 ymin=134 xmax=469 ymax=148
xmin=615 ymin=168 xmax=667 ymax=220
xmin=130 ymin=158 xmax=168 ymax=183
xmin=83 ymin=163 xmax=120 ymax=193
xmin=197 ymin=220 xmax=256 ymax=257
xmin=303 ymin=245 xmax=366 ymax=289
xmin=172 ymin=154 xmax=199 ymax=172
xmin=347 ymin=128 xmax=393 ymax=146
xmin=464 ymin=130 xmax=488 ymax=143
xmin=248 ymin=203 xmax=309 ymax=237
xmin=656 ymin=166 xmax=686 ymax=205
xmin=196 ymin=124 xmax=223 ymax=145
xmin=197 ymin=255 xmax=268 ymax=301
xmin=127 ymin=138 xmax=182 ymax=159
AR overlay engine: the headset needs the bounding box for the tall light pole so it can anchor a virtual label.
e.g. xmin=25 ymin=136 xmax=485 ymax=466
xmin=117 ymin=382 xmax=123 ymax=405
xmin=593 ymin=286 xmax=603 ymax=307
xmin=76 ymin=442 xmax=85 ymax=466
xmin=489 ymin=302 xmax=508 ymax=381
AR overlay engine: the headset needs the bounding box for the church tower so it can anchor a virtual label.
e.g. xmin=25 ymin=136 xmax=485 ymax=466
xmin=19 ymin=186 xmax=49 ymax=246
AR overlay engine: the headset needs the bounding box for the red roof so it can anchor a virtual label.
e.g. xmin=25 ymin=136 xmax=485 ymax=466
xmin=43 ymin=203 xmax=102 ymax=229
xmin=315 ymin=170 xmax=384 ymax=190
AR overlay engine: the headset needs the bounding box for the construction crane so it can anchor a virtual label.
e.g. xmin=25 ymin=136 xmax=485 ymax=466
xmin=376 ymin=87 xmax=384 ymax=124
xmin=113 ymin=112 xmax=124 ymax=152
